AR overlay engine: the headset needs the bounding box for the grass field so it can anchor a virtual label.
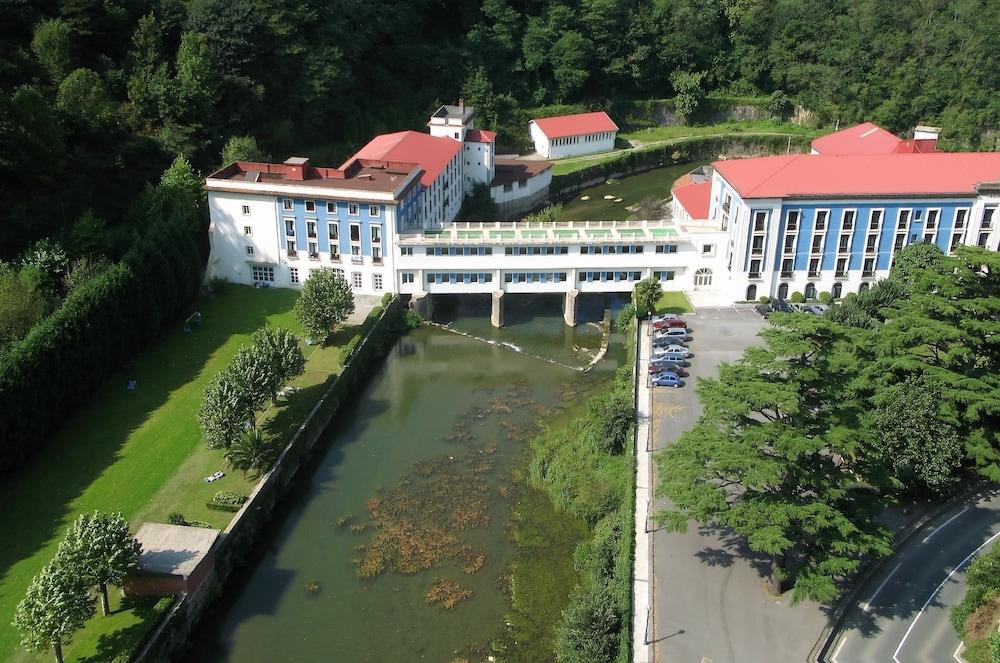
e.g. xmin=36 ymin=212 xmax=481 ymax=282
xmin=556 ymin=163 xmax=704 ymax=222
xmin=0 ymin=284 xmax=353 ymax=663
xmin=549 ymin=120 xmax=822 ymax=176
xmin=654 ymin=291 xmax=694 ymax=314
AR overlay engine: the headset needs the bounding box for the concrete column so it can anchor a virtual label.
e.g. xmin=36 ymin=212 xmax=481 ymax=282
xmin=411 ymin=291 xmax=434 ymax=320
xmin=491 ymin=290 xmax=505 ymax=328
xmin=563 ymin=288 xmax=579 ymax=327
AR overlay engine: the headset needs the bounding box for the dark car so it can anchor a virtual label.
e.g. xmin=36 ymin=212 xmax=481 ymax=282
xmin=649 ymin=362 xmax=688 ymax=377
xmin=653 ymin=318 xmax=687 ymax=331
xmin=755 ymin=303 xmax=772 ymax=318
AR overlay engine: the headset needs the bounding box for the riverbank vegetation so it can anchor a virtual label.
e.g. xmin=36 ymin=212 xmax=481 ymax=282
xmin=658 ymin=244 xmax=1000 ymax=603
xmin=951 ymin=544 xmax=1000 ymax=663
xmin=526 ymin=332 xmax=636 ymax=662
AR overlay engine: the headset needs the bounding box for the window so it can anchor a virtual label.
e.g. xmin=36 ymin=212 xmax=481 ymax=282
xmin=983 ymin=206 xmax=996 ymax=229
xmin=702 ymin=244 xmax=713 ymax=255
xmin=373 ymin=273 xmax=383 ymax=291
xmin=783 ymin=235 xmax=796 ymax=253
xmin=832 ymin=283 xmax=842 ymax=299
xmin=307 ymin=221 xmax=317 ymax=238
xmin=245 ymin=245 xmax=254 ymax=256
xmin=329 ymin=223 xmax=339 ymax=240
xmin=863 ymin=257 xmax=875 ymax=276
xmin=749 ymin=259 xmax=761 ymax=279
xmin=242 ymin=205 xmax=251 ymax=216
xmin=251 ymin=265 xmax=274 ymax=282
xmin=955 ymin=209 xmax=968 ymax=228
xmin=746 ymin=284 xmax=757 ymax=301
xmin=865 ymin=235 xmax=878 ymax=252
xmin=810 ymin=235 xmax=823 ymax=253
xmin=243 ymin=226 xmax=252 ymax=236
xmin=808 ymin=258 xmax=820 ymax=277
xmin=655 ymin=271 xmax=675 ymax=281
xmin=924 ymin=209 xmax=940 ymax=243
xmin=371 ymin=226 xmax=382 ymax=244
xmin=897 ymin=209 xmax=911 ymax=229
xmin=369 ymin=205 xmax=381 ymax=217
xmin=655 ymin=244 xmax=678 ymax=254
xmin=349 ymin=203 xmax=360 ymax=216
xmin=332 ymin=268 xmax=345 ymax=281
xmin=305 ymin=201 xmax=316 ymax=212
xmin=978 ymin=232 xmax=990 ymax=247
xmin=838 ymin=235 xmax=850 ymax=252
xmin=777 ymin=283 xmax=789 ymax=300
xmin=372 ymin=246 xmax=383 ymax=263
xmin=308 ymin=241 xmax=318 ymax=259
xmin=290 ymin=267 xmax=299 ymax=284
xmin=283 ymin=199 xmax=294 ymax=211
xmin=842 ymin=210 xmax=855 ymax=231
xmin=350 ymin=223 xmax=361 ymax=242
xmin=285 ymin=219 xmax=295 ymax=236
xmin=401 ymin=273 xmax=415 ymax=284
xmin=327 ymin=201 xmax=337 ymax=213
xmin=781 ymin=258 xmax=793 ymax=278
xmin=836 ymin=257 xmax=848 ymax=276
xmin=859 ymin=282 xmax=870 ymax=293
xmin=751 ymin=236 xmax=765 ymax=255
xmin=330 ymin=242 xmax=340 ymax=259
xmin=804 ymin=283 xmax=817 ymax=300
xmin=351 ymin=272 xmax=363 ymax=289
xmin=400 ymin=247 xmax=413 ymax=256
xmin=815 ymin=210 xmax=828 ymax=231
xmin=694 ymin=268 xmax=713 ymax=287
xmin=869 ymin=209 xmax=884 ymax=230
xmin=286 ymin=240 xmax=296 ymax=256
xmin=786 ymin=210 xmax=800 ymax=231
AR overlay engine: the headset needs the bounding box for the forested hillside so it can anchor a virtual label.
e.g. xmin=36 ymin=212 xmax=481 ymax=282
xmin=2 ymin=0 xmax=999 ymax=259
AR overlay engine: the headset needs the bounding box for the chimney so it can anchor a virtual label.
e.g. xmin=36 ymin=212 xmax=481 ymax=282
xmin=283 ymin=156 xmax=310 ymax=181
xmin=459 ymin=98 xmax=464 ymax=114
xmin=913 ymin=125 xmax=941 ymax=141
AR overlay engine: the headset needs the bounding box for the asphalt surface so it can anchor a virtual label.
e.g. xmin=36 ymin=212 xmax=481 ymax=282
xmin=650 ymin=307 xmax=830 ymax=663
xmin=826 ymin=488 xmax=1000 ymax=663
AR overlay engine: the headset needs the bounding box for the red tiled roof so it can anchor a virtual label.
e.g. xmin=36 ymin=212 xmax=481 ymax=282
xmin=672 ymin=180 xmax=711 ymax=220
xmin=531 ymin=111 xmax=618 ymax=139
xmin=346 ymin=131 xmax=462 ymax=187
xmin=465 ymin=129 xmax=496 ymax=143
xmin=713 ymin=152 xmax=1000 ymax=199
xmin=810 ymin=122 xmax=903 ymax=155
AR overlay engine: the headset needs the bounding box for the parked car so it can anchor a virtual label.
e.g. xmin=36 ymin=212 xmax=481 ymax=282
xmin=651 ymin=313 xmax=683 ymax=323
xmin=655 ymin=326 xmax=689 ymax=338
xmin=653 ymin=345 xmax=692 ymax=359
xmin=651 ymin=372 xmax=683 ymax=388
xmin=649 ymin=362 xmax=688 ymax=377
xmin=771 ymin=300 xmax=793 ymax=313
xmin=649 ymin=354 xmax=689 ymax=367
xmin=653 ymin=318 xmax=687 ymax=331
xmin=654 ymin=333 xmax=689 ymax=347
xmin=755 ymin=303 xmax=772 ymax=318
xmin=806 ymin=304 xmax=829 ymax=315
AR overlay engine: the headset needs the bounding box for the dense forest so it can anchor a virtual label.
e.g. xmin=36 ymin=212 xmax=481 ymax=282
xmin=2 ymin=0 xmax=1000 ymax=261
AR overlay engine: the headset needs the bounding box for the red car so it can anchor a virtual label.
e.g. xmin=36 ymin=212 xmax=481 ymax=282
xmin=653 ymin=319 xmax=687 ymax=331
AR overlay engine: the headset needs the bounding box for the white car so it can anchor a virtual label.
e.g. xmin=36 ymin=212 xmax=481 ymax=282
xmin=651 ymin=313 xmax=682 ymax=323
xmin=652 ymin=344 xmax=692 ymax=359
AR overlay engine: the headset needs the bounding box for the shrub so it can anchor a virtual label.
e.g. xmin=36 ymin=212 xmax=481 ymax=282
xmin=361 ymin=306 xmax=384 ymax=335
xmin=343 ymin=334 xmax=363 ymax=361
xmin=212 ymin=490 xmax=248 ymax=506
xmin=758 ymin=296 xmax=771 ymax=305
xmin=790 ymin=291 xmax=805 ymax=303
xmin=614 ymin=303 xmax=636 ymax=333
xmin=587 ymin=391 xmax=634 ymax=455
xmin=380 ymin=292 xmax=393 ymax=307
xmin=404 ymin=309 xmax=423 ymax=329
xmin=167 ymin=512 xmax=186 ymax=526
xmin=554 ymin=583 xmax=622 ymax=663
xmin=818 ymin=291 xmax=833 ymax=304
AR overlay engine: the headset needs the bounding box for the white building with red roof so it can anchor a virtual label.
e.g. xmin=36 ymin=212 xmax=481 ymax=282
xmin=529 ymin=111 xmax=618 ymax=159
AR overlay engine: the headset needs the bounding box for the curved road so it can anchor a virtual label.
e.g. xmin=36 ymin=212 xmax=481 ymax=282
xmin=825 ymin=487 xmax=1000 ymax=663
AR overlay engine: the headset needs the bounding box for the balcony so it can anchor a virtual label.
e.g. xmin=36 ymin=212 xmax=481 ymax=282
xmin=835 ymin=270 xmax=848 ymax=278
xmin=372 ymin=257 xmax=383 ymax=266
xmin=748 ymin=272 xmax=762 ymax=280
xmin=329 ymin=254 xmax=341 ymax=262
xmin=287 ymin=250 xmax=298 ymax=258
xmin=808 ymin=270 xmax=821 ymax=278
xmin=780 ymin=270 xmax=793 ymax=279
xmin=862 ymin=270 xmax=876 ymax=278
xmin=351 ymin=255 xmax=364 ymax=265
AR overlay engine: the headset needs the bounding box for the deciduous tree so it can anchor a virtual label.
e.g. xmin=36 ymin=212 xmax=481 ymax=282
xmin=294 ymin=268 xmax=355 ymax=343
xmin=13 ymin=561 xmax=94 ymax=663
xmin=57 ymin=512 xmax=141 ymax=616
xmin=249 ymin=326 xmax=305 ymax=403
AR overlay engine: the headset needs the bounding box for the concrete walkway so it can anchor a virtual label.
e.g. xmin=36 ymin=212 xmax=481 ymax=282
xmin=633 ymin=322 xmax=654 ymax=663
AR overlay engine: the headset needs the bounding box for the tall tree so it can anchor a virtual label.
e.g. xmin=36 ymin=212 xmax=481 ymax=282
xmin=220 ymin=135 xmax=266 ymax=166
xmin=57 ymin=512 xmax=141 ymax=617
xmin=13 ymin=561 xmax=95 ymax=663
xmin=249 ymin=326 xmax=305 ymax=404
xmin=199 ymin=370 xmax=255 ymax=449
xmin=31 ymin=18 xmax=74 ymax=83
xmin=294 ymin=268 xmax=355 ymax=343
xmin=225 ymin=426 xmax=280 ymax=477
xmin=657 ymin=315 xmax=893 ymax=602
xmin=632 ymin=277 xmax=662 ymax=318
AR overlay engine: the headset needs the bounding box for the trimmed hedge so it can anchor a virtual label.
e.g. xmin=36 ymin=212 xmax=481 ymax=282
xmin=549 ymin=134 xmax=812 ymax=198
xmin=0 ymin=217 xmax=206 ymax=473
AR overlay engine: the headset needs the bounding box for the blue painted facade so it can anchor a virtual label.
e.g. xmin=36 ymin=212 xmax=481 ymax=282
xmin=276 ymin=196 xmax=389 ymax=256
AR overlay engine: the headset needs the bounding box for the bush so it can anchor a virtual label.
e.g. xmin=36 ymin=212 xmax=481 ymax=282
xmin=554 ymin=583 xmax=622 ymax=663
xmin=790 ymin=291 xmax=805 ymax=303
xmin=361 ymin=306 xmax=384 ymax=335
xmin=587 ymin=391 xmax=634 ymax=455
xmin=212 ymin=490 xmax=248 ymax=506
xmin=614 ymin=303 xmax=636 ymax=333
xmin=404 ymin=309 xmax=423 ymax=329
xmin=818 ymin=291 xmax=833 ymax=304
xmin=380 ymin=292 xmax=394 ymax=307
xmin=343 ymin=334 xmax=363 ymax=361
xmin=167 ymin=512 xmax=186 ymax=526
xmin=758 ymin=296 xmax=770 ymax=305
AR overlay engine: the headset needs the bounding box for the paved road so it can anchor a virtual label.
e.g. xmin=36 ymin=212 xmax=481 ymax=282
xmin=650 ymin=307 xmax=830 ymax=663
xmin=825 ymin=488 xmax=1000 ymax=663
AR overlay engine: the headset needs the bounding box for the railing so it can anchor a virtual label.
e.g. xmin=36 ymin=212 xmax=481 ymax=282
xmin=397 ymin=218 xmax=687 ymax=245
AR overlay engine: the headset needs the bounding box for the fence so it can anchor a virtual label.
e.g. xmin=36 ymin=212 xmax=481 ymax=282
xmin=133 ymin=296 xmax=406 ymax=663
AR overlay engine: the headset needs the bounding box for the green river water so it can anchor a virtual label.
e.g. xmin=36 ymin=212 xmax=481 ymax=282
xmin=186 ymin=294 xmax=625 ymax=662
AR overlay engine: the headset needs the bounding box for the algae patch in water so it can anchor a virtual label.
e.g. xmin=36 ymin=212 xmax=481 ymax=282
xmin=425 ymin=578 xmax=474 ymax=609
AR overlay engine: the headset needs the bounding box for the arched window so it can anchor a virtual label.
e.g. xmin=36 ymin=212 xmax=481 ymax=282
xmin=746 ymin=284 xmax=757 ymax=301
xmin=777 ymin=283 xmax=789 ymax=300
xmin=694 ymin=268 xmax=713 ymax=288
xmin=804 ymin=283 xmax=817 ymax=300
xmin=859 ymin=282 xmax=870 ymax=293
xmin=832 ymin=283 xmax=842 ymax=299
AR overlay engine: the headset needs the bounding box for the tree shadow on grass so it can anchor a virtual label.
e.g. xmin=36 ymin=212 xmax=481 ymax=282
xmin=0 ymin=286 xmax=299 ymax=618
xmin=76 ymin=596 xmax=173 ymax=663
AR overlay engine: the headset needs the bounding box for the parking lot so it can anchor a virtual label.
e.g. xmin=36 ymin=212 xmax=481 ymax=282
xmin=646 ymin=306 xmax=830 ymax=662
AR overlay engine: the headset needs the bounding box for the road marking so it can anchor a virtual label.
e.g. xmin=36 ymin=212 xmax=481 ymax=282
xmin=831 ymin=634 xmax=848 ymax=663
xmin=923 ymin=507 xmax=970 ymax=544
xmin=893 ymin=530 xmax=1000 ymax=663
xmin=954 ymin=641 xmax=965 ymax=662
xmin=862 ymin=562 xmax=902 ymax=613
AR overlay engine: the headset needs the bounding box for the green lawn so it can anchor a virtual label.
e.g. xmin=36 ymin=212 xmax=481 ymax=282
xmin=556 ymin=163 xmax=703 ymax=222
xmin=0 ymin=284 xmax=352 ymax=663
xmin=550 ymin=120 xmax=823 ymax=176
xmin=654 ymin=291 xmax=694 ymax=314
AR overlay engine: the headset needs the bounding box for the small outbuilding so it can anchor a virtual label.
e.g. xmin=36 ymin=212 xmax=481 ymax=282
xmin=529 ymin=111 xmax=619 ymax=159
xmin=124 ymin=523 xmax=220 ymax=598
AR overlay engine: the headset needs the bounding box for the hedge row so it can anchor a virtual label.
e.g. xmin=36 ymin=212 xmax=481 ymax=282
xmin=549 ymin=133 xmax=813 ymax=198
xmin=0 ymin=218 xmax=206 ymax=473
